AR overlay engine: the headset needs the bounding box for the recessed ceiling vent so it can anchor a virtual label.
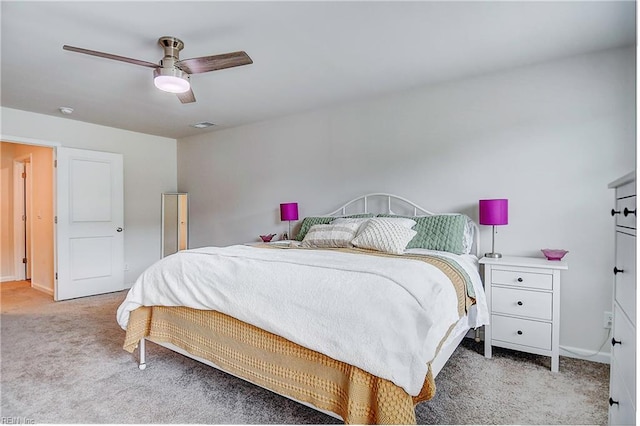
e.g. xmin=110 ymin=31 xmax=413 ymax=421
xmin=190 ymin=121 xmax=215 ymax=129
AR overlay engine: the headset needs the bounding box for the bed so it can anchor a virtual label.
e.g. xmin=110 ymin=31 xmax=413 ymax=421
xmin=116 ymin=193 xmax=489 ymax=424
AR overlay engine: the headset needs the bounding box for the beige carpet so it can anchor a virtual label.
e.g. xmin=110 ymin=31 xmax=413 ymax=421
xmin=1 ymin=282 xmax=609 ymax=424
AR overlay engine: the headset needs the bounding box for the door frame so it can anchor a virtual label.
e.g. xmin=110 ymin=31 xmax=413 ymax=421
xmin=2 ymin=134 xmax=60 ymax=290
xmin=12 ymin=154 xmax=32 ymax=281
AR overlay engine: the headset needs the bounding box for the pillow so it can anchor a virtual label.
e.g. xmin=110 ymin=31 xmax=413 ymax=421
xmin=329 ymin=217 xmax=371 ymax=235
xmin=300 ymin=222 xmax=361 ymax=248
xmin=462 ymin=217 xmax=475 ymax=255
xmin=377 ymin=214 xmax=467 ymax=254
xmin=351 ymin=218 xmax=417 ymax=255
xmin=331 ymin=216 xmax=416 ymax=235
xmin=295 ymin=214 xmax=373 ymax=241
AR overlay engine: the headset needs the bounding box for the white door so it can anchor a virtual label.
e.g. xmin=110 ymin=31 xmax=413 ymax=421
xmin=56 ymin=147 xmax=124 ymax=300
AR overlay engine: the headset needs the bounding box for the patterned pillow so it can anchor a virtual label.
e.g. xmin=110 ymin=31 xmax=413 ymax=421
xmin=295 ymin=214 xmax=374 ymax=241
xmin=377 ymin=214 xmax=467 ymax=254
xmin=329 ymin=217 xmax=371 ymax=235
xmin=351 ymin=218 xmax=417 ymax=255
xmin=300 ymin=223 xmax=361 ymax=248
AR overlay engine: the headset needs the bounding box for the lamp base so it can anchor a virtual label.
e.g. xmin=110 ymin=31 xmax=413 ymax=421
xmin=484 ymin=252 xmax=502 ymax=258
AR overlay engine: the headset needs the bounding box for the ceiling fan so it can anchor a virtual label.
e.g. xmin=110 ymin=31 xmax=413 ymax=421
xmin=63 ymin=36 xmax=253 ymax=104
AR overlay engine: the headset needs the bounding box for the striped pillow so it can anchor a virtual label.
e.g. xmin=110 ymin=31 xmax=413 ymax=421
xmin=295 ymin=214 xmax=374 ymax=241
xmin=300 ymin=222 xmax=361 ymax=248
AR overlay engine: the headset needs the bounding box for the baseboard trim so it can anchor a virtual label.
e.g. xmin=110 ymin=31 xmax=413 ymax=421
xmin=31 ymin=281 xmax=54 ymax=296
xmin=560 ymin=345 xmax=610 ymax=365
xmin=1 ymin=275 xmax=17 ymax=283
xmin=466 ymin=329 xmax=611 ymax=365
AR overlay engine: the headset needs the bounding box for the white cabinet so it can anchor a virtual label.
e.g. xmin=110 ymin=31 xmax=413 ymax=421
xmin=608 ymin=171 xmax=636 ymax=425
xmin=480 ymin=256 xmax=567 ymax=372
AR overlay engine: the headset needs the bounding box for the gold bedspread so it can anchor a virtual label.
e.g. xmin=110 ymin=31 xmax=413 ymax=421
xmin=122 ymin=249 xmax=474 ymax=424
xmin=124 ymin=306 xmax=434 ymax=424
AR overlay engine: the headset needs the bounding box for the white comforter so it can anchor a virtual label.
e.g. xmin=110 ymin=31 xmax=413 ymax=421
xmin=117 ymin=244 xmax=485 ymax=396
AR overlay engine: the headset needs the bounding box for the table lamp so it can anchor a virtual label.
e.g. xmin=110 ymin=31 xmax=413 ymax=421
xmin=280 ymin=202 xmax=299 ymax=240
xmin=479 ymin=199 xmax=508 ymax=258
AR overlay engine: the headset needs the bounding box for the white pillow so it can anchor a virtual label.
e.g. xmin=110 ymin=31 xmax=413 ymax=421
xmin=330 ymin=217 xmax=371 ymax=234
xmin=300 ymin=222 xmax=361 ymax=248
xmin=351 ymin=218 xmax=417 ymax=255
xmin=376 ymin=217 xmax=416 ymax=229
xmin=332 ymin=216 xmax=416 ymax=235
xmin=462 ymin=216 xmax=474 ymax=255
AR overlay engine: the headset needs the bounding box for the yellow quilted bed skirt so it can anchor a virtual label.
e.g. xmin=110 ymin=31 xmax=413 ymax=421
xmin=124 ymin=306 xmax=435 ymax=424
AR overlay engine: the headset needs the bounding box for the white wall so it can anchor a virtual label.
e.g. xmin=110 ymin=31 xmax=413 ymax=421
xmin=177 ymin=46 xmax=636 ymax=360
xmin=1 ymin=107 xmax=178 ymax=285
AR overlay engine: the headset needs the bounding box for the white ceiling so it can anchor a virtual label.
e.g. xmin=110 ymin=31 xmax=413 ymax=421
xmin=1 ymin=1 xmax=636 ymax=140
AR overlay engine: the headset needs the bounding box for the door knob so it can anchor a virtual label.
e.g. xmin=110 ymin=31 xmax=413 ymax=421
xmin=116 ymin=227 xmax=123 ymax=232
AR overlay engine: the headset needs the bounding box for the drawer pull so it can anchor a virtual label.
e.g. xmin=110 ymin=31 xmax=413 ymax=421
xmin=611 ymin=337 xmax=622 ymax=346
xmin=517 ymin=301 xmax=523 ymax=306
xmin=517 ymin=277 xmax=523 ymax=283
xmin=623 ymin=207 xmax=636 ymax=217
xmin=611 ymin=209 xmax=621 ymax=216
xmin=609 ymin=397 xmax=619 ymax=406
xmin=613 ymin=267 xmax=624 ymax=275
xmin=517 ymin=330 xmax=523 ymax=335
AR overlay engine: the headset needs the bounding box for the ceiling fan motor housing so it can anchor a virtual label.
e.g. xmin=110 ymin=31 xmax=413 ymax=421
xmin=158 ymin=36 xmax=184 ymax=65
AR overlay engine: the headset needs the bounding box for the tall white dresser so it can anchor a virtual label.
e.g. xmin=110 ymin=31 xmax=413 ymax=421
xmin=608 ymin=171 xmax=636 ymax=425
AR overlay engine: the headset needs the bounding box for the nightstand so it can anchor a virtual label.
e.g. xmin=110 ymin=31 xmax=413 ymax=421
xmin=480 ymin=256 xmax=568 ymax=372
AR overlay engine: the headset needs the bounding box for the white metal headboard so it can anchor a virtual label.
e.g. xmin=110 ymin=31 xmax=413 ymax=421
xmin=323 ymin=193 xmax=480 ymax=257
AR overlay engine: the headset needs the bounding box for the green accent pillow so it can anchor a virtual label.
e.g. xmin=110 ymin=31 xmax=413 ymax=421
xmin=377 ymin=214 xmax=467 ymax=254
xmin=295 ymin=214 xmax=374 ymax=241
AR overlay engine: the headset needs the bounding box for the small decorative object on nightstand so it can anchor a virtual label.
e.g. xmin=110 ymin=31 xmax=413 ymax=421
xmin=480 ymin=255 xmax=568 ymax=372
xmin=260 ymin=234 xmax=276 ymax=243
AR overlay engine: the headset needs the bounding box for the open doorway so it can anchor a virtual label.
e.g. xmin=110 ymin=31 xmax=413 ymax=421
xmin=13 ymin=155 xmax=32 ymax=281
xmin=0 ymin=142 xmax=55 ymax=296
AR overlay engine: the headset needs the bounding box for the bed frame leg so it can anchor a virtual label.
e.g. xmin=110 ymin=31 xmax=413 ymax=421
xmin=474 ymin=328 xmax=481 ymax=343
xmin=138 ymin=338 xmax=147 ymax=370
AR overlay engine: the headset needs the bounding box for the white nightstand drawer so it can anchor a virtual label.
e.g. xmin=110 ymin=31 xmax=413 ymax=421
xmin=616 ymin=196 xmax=636 ymax=229
xmin=491 ymin=269 xmax=553 ymax=291
xmin=492 ymin=287 xmax=552 ymax=321
xmin=491 ymin=315 xmax=552 ymax=350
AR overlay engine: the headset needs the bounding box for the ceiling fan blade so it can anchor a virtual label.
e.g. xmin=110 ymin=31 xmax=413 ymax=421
xmin=177 ymin=51 xmax=253 ymax=74
xmin=63 ymin=45 xmax=158 ymax=69
xmin=176 ymin=88 xmax=196 ymax=104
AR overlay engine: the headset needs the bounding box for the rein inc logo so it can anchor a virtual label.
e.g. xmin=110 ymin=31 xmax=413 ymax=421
xmin=1 ymin=418 xmax=34 ymax=424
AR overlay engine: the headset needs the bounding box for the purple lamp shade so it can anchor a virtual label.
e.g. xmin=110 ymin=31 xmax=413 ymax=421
xmin=280 ymin=202 xmax=299 ymax=221
xmin=479 ymin=199 xmax=508 ymax=226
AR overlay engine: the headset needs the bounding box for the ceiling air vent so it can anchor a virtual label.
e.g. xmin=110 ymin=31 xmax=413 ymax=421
xmin=190 ymin=121 xmax=215 ymax=129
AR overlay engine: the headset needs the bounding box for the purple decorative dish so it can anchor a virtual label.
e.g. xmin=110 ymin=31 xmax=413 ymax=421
xmin=260 ymin=234 xmax=276 ymax=243
xmin=541 ymin=249 xmax=568 ymax=261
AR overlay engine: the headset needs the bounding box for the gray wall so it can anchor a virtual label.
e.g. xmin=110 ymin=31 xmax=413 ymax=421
xmin=177 ymin=46 xmax=636 ymax=360
xmin=1 ymin=107 xmax=178 ymax=284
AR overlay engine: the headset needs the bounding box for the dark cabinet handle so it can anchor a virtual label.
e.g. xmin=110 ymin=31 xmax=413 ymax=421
xmin=609 ymin=397 xmax=619 ymax=406
xmin=612 ymin=337 xmax=621 ymax=346
xmin=517 ymin=330 xmax=523 ymax=335
xmin=614 ymin=267 xmax=624 ymax=275
xmin=612 ymin=209 xmax=621 ymax=216
xmin=517 ymin=277 xmax=523 ymax=283
xmin=624 ymin=207 xmax=636 ymax=217
xmin=517 ymin=301 xmax=523 ymax=306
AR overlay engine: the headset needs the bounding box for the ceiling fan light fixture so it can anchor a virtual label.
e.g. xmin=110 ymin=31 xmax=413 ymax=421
xmin=153 ymin=68 xmax=190 ymax=93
